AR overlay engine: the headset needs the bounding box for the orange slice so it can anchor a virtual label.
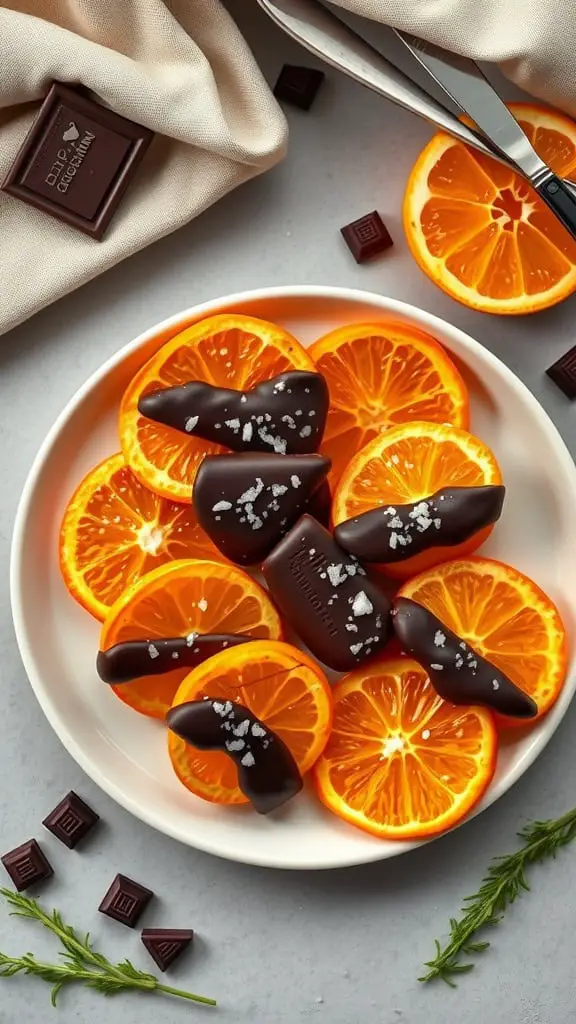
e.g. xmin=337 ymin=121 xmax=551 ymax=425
xmin=332 ymin=422 xmax=502 ymax=578
xmin=168 ymin=640 xmax=333 ymax=805
xmin=120 ymin=313 xmax=315 ymax=502
xmin=308 ymin=321 xmax=468 ymax=486
xmin=398 ymin=557 xmax=567 ymax=721
xmin=60 ymin=453 xmax=220 ymax=621
xmin=314 ymin=657 xmax=496 ymax=839
xmin=100 ymin=559 xmax=282 ymax=719
xmin=403 ymin=103 xmax=576 ymax=314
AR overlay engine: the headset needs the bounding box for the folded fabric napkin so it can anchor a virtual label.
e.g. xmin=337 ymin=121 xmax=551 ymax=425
xmin=1 ymin=0 xmax=575 ymax=336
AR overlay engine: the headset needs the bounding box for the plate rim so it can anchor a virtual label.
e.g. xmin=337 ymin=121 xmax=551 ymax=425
xmin=10 ymin=284 xmax=576 ymax=870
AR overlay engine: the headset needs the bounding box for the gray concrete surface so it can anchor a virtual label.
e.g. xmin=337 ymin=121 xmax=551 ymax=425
xmin=1 ymin=3 xmax=575 ymax=1022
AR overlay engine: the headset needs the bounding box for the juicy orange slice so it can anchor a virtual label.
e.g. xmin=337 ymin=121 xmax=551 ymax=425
xmin=120 ymin=313 xmax=315 ymax=502
xmin=168 ymin=640 xmax=333 ymax=805
xmin=100 ymin=559 xmax=282 ymax=719
xmin=314 ymin=657 xmax=496 ymax=839
xmin=309 ymin=321 xmax=468 ymax=486
xmin=403 ymin=103 xmax=576 ymax=314
xmin=398 ymin=557 xmax=567 ymax=721
xmin=332 ymin=422 xmax=502 ymax=579
xmin=60 ymin=453 xmax=220 ymax=621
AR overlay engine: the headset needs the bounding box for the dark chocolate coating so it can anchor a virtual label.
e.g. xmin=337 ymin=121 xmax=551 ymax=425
xmin=335 ymin=485 xmax=506 ymax=563
xmin=1 ymin=839 xmax=53 ymax=892
xmin=98 ymin=874 xmax=153 ymax=928
xmin=97 ymin=634 xmax=251 ymax=684
xmin=138 ymin=371 xmax=329 ymax=455
xmin=141 ymin=929 xmax=194 ymax=972
xmin=167 ymin=700 xmax=302 ymax=814
xmin=42 ymin=791 xmax=99 ymax=849
xmin=341 ymin=211 xmax=393 ymax=263
xmin=262 ymin=515 xmax=393 ymax=672
xmin=193 ymin=452 xmax=330 ymax=565
xmin=393 ymin=597 xmax=538 ymax=719
xmin=308 ymin=479 xmax=332 ymax=529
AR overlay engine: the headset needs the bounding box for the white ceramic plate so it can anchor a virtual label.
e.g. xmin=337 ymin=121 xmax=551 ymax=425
xmin=11 ymin=286 xmax=576 ymax=870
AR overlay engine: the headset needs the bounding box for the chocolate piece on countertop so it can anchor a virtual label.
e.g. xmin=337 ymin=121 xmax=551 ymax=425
xmin=262 ymin=515 xmax=393 ymax=672
xmin=393 ymin=597 xmax=538 ymax=719
xmin=1 ymin=839 xmax=53 ymax=891
xmin=42 ymin=791 xmax=99 ymax=849
xmin=97 ymin=634 xmax=252 ymax=685
xmin=334 ymin=485 xmax=506 ymax=563
xmin=141 ymin=928 xmax=194 ymax=972
xmin=273 ymin=65 xmax=325 ymax=110
xmin=167 ymin=700 xmax=302 ymax=814
xmin=193 ymin=452 xmax=331 ymax=565
xmin=2 ymin=82 xmax=152 ymax=240
xmin=341 ymin=211 xmax=393 ymax=263
xmin=99 ymin=873 xmax=153 ymax=928
xmin=138 ymin=370 xmax=329 ymax=456
xmin=546 ymin=345 xmax=576 ymax=399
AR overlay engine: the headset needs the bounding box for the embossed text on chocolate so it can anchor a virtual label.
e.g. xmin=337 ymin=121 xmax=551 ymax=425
xmin=288 ymin=546 xmax=339 ymax=637
xmin=45 ymin=130 xmax=96 ymax=193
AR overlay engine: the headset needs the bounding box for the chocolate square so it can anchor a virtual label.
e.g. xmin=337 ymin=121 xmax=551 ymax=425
xmin=99 ymin=873 xmax=153 ymax=928
xmin=42 ymin=791 xmax=99 ymax=849
xmin=2 ymin=82 xmax=153 ymax=239
xmin=141 ymin=928 xmax=194 ymax=971
xmin=546 ymin=345 xmax=576 ymax=399
xmin=1 ymin=839 xmax=53 ymax=891
xmin=341 ymin=211 xmax=394 ymax=263
xmin=273 ymin=65 xmax=325 ymax=110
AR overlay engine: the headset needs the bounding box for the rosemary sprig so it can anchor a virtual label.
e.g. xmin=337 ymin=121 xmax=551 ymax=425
xmin=0 ymin=888 xmax=216 ymax=1008
xmin=420 ymin=806 xmax=576 ymax=986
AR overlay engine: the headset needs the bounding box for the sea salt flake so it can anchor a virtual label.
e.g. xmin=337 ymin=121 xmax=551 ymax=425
xmin=233 ymin=719 xmax=251 ymax=737
xmin=387 ymin=516 xmax=404 ymax=530
xmin=212 ymin=500 xmax=232 ymax=512
xmin=186 ymin=632 xmax=198 ymax=646
xmin=184 ymin=416 xmax=199 ymax=433
xmin=226 ymin=738 xmax=245 ymax=752
xmin=240 ymin=394 xmax=247 ymax=403
xmin=350 ymin=643 xmax=364 ymax=656
xmin=352 ymin=591 xmax=373 ymax=617
xmin=430 ymin=663 xmax=443 ymax=671
xmin=251 ymin=723 xmax=266 ymax=738
xmin=241 ymin=751 xmax=256 ymax=768
xmin=345 ymin=623 xmax=358 ymax=632
xmin=492 ymin=679 xmax=500 ymax=690
xmin=171 ymin=651 xmax=179 ymax=660
xmin=148 ymin=644 xmax=159 ymax=659
xmin=271 ymin=484 xmax=288 ymax=497
xmin=225 ymin=418 xmax=241 ymax=432
xmin=291 ymin=475 xmax=301 ymax=488
xmin=455 ymin=654 xmax=464 ymax=669
xmin=213 ymin=700 xmax=233 ymax=717
xmin=300 ymin=425 xmax=312 ymax=439
xmin=327 ymin=564 xmax=348 ymax=587
xmin=273 ymin=380 xmax=286 ymax=392
xmin=434 ymin=630 xmax=446 ymax=647
xmin=242 ymin=422 xmax=253 ymax=443
xmin=238 ymin=478 xmax=265 ymax=504
xmin=281 ymin=414 xmax=296 ymax=430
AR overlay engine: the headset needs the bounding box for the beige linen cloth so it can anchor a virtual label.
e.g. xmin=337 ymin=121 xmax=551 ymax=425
xmin=2 ymin=0 xmax=576 ymax=336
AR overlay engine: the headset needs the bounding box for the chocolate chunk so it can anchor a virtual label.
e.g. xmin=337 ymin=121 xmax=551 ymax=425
xmin=42 ymin=791 xmax=99 ymax=849
xmin=97 ymin=634 xmax=252 ymax=685
xmin=141 ymin=928 xmax=194 ymax=972
xmin=193 ymin=453 xmax=330 ymax=565
xmin=138 ymin=370 xmax=329 ymax=456
xmin=546 ymin=345 xmax=576 ymax=398
xmin=167 ymin=700 xmax=302 ymax=814
xmin=273 ymin=65 xmax=325 ymax=110
xmin=262 ymin=515 xmax=393 ymax=672
xmin=2 ymin=82 xmax=152 ymax=239
xmin=99 ymin=873 xmax=153 ymax=928
xmin=1 ymin=839 xmax=53 ymax=891
xmin=393 ymin=598 xmax=538 ymax=719
xmin=334 ymin=485 xmax=506 ymax=563
xmin=341 ymin=211 xmax=393 ymax=263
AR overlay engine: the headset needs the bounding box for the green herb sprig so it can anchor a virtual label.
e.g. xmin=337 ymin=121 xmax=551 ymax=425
xmin=0 ymin=888 xmax=215 ymax=1008
xmin=421 ymin=806 xmax=576 ymax=986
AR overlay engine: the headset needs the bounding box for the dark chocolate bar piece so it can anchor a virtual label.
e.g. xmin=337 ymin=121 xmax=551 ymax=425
xmin=138 ymin=370 xmax=329 ymax=456
xmin=97 ymin=634 xmax=252 ymax=684
xmin=393 ymin=598 xmax=538 ymax=718
xmin=334 ymin=486 xmax=505 ymax=563
xmin=141 ymin=928 xmax=194 ymax=972
xmin=341 ymin=211 xmax=393 ymax=263
xmin=1 ymin=839 xmax=53 ymax=891
xmin=262 ymin=514 xmax=393 ymax=672
xmin=193 ymin=452 xmax=330 ymax=565
xmin=42 ymin=791 xmax=99 ymax=849
xmin=273 ymin=65 xmax=325 ymax=110
xmin=99 ymin=873 xmax=153 ymax=928
xmin=2 ymin=82 xmax=153 ymax=239
xmin=546 ymin=345 xmax=576 ymax=399
xmin=167 ymin=700 xmax=302 ymax=814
